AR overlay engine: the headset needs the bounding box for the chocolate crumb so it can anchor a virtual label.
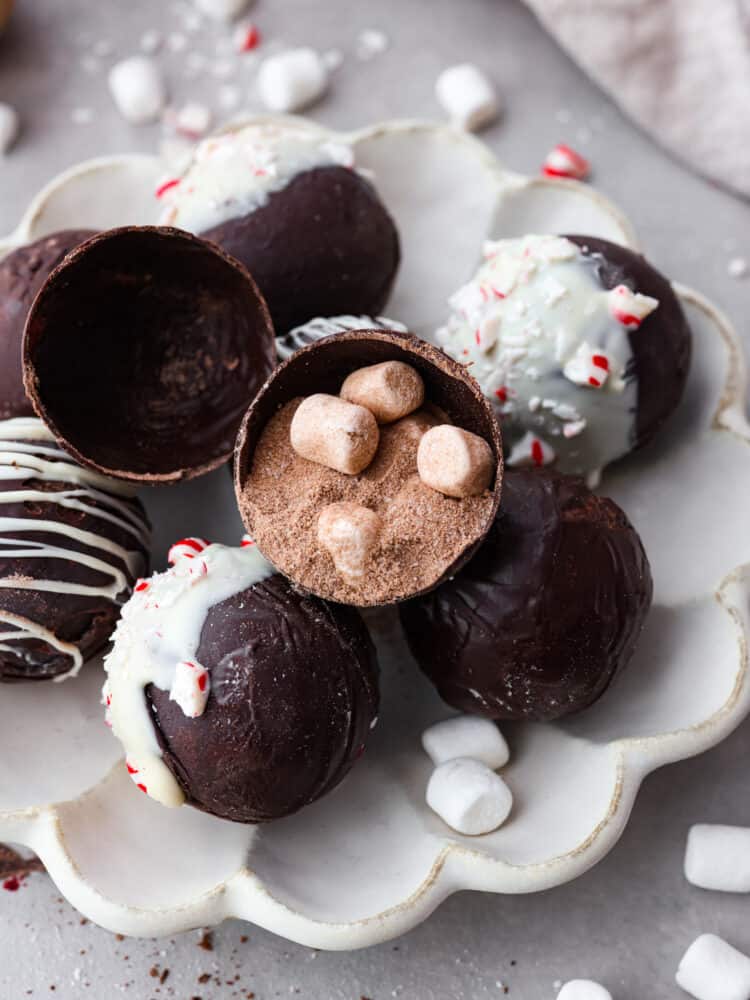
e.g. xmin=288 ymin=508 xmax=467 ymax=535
xmin=198 ymin=973 xmax=211 ymax=984
xmin=197 ymin=931 xmax=214 ymax=951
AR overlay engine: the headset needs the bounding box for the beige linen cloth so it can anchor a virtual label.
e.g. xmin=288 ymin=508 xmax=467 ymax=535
xmin=524 ymin=0 xmax=750 ymax=197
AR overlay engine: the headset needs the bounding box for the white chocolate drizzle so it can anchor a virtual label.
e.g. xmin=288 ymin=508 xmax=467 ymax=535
xmin=436 ymin=235 xmax=660 ymax=483
xmin=158 ymin=120 xmax=359 ymax=234
xmin=103 ymin=541 xmax=274 ymax=807
xmin=0 ymin=418 xmax=149 ymax=681
xmin=276 ymin=313 xmax=408 ymax=361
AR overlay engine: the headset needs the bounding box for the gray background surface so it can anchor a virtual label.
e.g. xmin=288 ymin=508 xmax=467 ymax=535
xmin=0 ymin=1 xmax=749 ymax=997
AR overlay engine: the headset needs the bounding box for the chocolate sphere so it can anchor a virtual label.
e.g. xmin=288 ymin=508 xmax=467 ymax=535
xmin=0 ymin=229 xmax=95 ymax=420
xmin=399 ymin=469 xmax=652 ymax=721
xmin=105 ymin=543 xmax=378 ymax=823
xmin=158 ymin=122 xmax=400 ymax=336
xmin=0 ymin=418 xmax=150 ymax=682
xmin=24 ymin=227 xmax=276 ymax=484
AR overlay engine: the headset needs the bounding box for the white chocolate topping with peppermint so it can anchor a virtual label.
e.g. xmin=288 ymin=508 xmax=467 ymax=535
xmin=0 ymin=418 xmax=149 ymax=681
xmin=103 ymin=539 xmax=274 ymax=807
xmin=435 ymin=234 xmax=659 ymax=483
xmin=157 ymin=120 xmax=357 ymax=234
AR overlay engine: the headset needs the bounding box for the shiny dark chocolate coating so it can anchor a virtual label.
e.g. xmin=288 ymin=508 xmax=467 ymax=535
xmin=0 ymin=230 xmax=96 ymax=421
xmin=147 ymin=574 xmax=379 ymax=823
xmin=202 ymin=165 xmax=401 ymax=336
xmin=24 ymin=227 xmax=276 ymax=483
xmin=0 ymin=436 xmax=149 ymax=682
xmin=566 ymin=235 xmax=691 ymax=450
xmin=399 ymin=469 xmax=652 ymax=722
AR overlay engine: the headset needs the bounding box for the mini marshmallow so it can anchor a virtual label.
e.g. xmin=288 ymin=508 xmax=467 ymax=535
xmin=417 ymin=425 xmax=495 ymax=498
xmin=257 ymin=48 xmax=328 ymax=113
xmin=507 ymin=431 xmax=556 ymax=468
xmin=193 ymin=0 xmax=250 ymax=19
xmin=685 ymin=825 xmax=750 ymax=893
xmin=391 ymin=409 xmax=439 ymax=443
xmin=170 ymin=660 xmax=210 ymax=718
xmin=318 ymin=503 xmax=382 ymax=580
xmin=108 ymin=57 xmax=166 ymax=124
xmin=435 ymin=63 xmax=500 ymax=132
xmin=542 ymin=143 xmax=590 ymax=180
xmin=607 ymin=284 xmax=659 ymax=327
xmin=290 ymin=394 xmax=379 ymax=475
xmin=422 ymin=716 xmax=509 ymax=770
xmin=426 ymin=758 xmax=512 ymax=835
xmin=676 ymin=934 xmax=750 ymax=1000
xmin=340 ymin=361 xmax=425 ymax=425
xmin=557 ymin=982 xmax=612 ymax=1000
xmin=0 ymin=102 xmax=19 ymax=154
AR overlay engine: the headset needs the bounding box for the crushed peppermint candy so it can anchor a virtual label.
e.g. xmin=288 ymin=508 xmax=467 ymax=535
xmin=355 ymin=28 xmax=389 ymax=61
xmin=607 ymin=283 xmax=659 ymax=327
xmin=170 ymin=660 xmax=211 ymax=718
xmin=563 ymin=344 xmax=618 ymax=389
xmin=168 ymin=537 xmax=210 ymax=565
xmin=728 ymin=256 xmax=748 ymax=279
xmin=233 ymin=20 xmax=261 ymax=53
xmin=542 ymin=143 xmax=590 ymax=180
xmin=507 ymin=431 xmax=556 ymax=468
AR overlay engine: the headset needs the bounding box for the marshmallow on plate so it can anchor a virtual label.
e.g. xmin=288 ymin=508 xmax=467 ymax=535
xmin=426 ymin=757 xmax=512 ymax=835
xmin=685 ymin=825 xmax=750 ymax=893
xmin=557 ymin=983 xmax=612 ymax=1000
xmin=108 ymin=57 xmax=166 ymax=124
xmin=676 ymin=934 xmax=750 ymax=1000
xmin=422 ymin=715 xmax=509 ymax=770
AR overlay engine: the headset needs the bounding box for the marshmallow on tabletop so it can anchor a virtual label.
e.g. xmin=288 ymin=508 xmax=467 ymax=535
xmin=318 ymin=503 xmax=382 ymax=580
xmin=426 ymin=758 xmax=512 ymax=835
xmin=193 ymin=0 xmax=250 ymax=19
xmin=422 ymin=715 xmax=509 ymax=770
xmin=257 ymin=48 xmax=328 ymax=113
xmin=291 ymin=394 xmax=379 ymax=475
xmin=340 ymin=361 xmax=425 ymax=424
xmin=435 ymin=63 xmax=499 ymax=132
xmin=417 ymin=425 xmax=494 ymax=498
xmin=108 ymin=57 xmax=166 ymax=124
xmin=676 ymin=934 xmax=750 ymax=1000
xmin=0 ymin=102 xmax=19 ymax=154
xmin=685 ymin=825 xmax=750 ymax=893
xmin=557 ymin=983 xmax=612 ymax=1000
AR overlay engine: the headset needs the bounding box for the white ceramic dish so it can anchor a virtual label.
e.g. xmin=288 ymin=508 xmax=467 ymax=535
xmin=1 ymin=119 xmax=749 ymax=951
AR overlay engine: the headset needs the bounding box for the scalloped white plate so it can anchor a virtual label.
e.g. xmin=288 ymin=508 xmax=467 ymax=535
xmin=1 ymin=119 xmax=749 ymax=951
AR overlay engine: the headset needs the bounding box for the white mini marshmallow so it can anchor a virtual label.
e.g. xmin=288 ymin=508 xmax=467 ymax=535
xmin=0 ymin=102 xmax=19 ymax=154
xmin=193 ymin=0 xmax=250 ymax=20
xmin=108 ymin=57 xmax=166 ymax=124
xmin=557 ymin=982 xmax=612 ymax=1000
xmin=685 ymin=825 xmax=750 ymax=893
xmin=169 ymin=660 xmax=210 ymax=718
xmin=435 ymin=63 xmax=499 ymax=132
xmin=257 ymin=48 xmax=328 ymax=113
xmin=422 ymin=716 xmax=509 ymax=770
xmin=426 ymin=758 xmax=512 ymax=835
xmin=676 ymin=934 xmax=750 ymax=1000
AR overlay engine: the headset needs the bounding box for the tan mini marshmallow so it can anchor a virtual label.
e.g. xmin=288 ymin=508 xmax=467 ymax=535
xmin=417 ymin=424 xmax=495 ymax=498
xmin=290 ymin=394 xmax=380 ymax=475
xmin=317 ymin=502 xmax=382 ymax=579
xmin=340 ymin=361 xmax=425 ymax=424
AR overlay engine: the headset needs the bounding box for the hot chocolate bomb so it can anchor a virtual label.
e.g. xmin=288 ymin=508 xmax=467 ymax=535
xmin=399 ymin=469 xmax=653 ymax=721
xmin=158 ymin=122 xmax=401 ymax=335
xmin=104 ymin=541 xmax=379 ymax=822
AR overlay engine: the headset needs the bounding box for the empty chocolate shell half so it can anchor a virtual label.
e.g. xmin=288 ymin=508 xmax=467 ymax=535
xmin=23 ymin=226 xmax=276 ymax=483
xmin=234 ymin=328 xmax=503 ymax=606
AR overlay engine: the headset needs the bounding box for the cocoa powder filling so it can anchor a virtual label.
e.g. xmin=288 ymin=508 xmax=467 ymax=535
xmin=241 ymin=399 xmax=495 ymax=605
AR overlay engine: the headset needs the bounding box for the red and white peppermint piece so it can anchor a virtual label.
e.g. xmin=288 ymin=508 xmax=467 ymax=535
xmin=507 ymin=431 xmax=556 ymax=468
xmin=233 ymin=20 xmax=261 ymax=53
xmin=125 ymin=760 xmax=148 ymax=794
xmin=240 ymin=534 xmax=255 ymax=547
xmin=167 ymin=537 xmax=209 ymax=565
xmin=170 ymin=660 xmax=210 ymax=718
xmin=563 ymin=343 xmax=612 ymax=388
xmin=542 ymin=143 xmax=590 ymax=181
xmin=607 ymin=284 xmax=659 ymax=327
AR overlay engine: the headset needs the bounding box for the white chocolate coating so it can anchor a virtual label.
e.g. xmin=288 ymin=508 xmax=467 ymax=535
xmin=158 ymin=120 xmax=357 ymax=234
xmin=0 ymin=418 xmax=149 ymax=681
xmin=103 ymin=542 xmax=274 ymax=807
xmin=436 ymin=235 xmax=660 ymax=483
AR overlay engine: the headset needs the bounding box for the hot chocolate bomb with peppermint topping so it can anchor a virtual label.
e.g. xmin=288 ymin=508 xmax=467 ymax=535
xmin=436 ymin=234 xmax=691 ymax=482
xmin=158 ymin=121 xmax=401 ymax=336
xmin=104 ymin=539 xmax=379 ymax=823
